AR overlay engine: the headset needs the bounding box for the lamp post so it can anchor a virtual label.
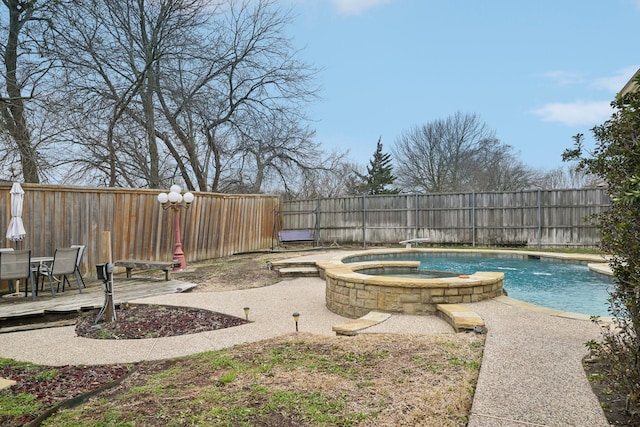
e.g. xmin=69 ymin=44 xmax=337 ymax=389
xmin=158 ymin=185 xmax=195 ymax=271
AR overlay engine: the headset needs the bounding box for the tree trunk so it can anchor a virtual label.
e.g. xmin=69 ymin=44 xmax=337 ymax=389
xmin=2 ymin=0 xmax=39 ymax=183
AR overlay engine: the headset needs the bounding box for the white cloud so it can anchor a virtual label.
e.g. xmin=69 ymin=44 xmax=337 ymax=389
xmin=531 ymin=100 xmax=613 ymax=126
xmin=331 ymin=0 xmax=395 ymax=16
xmin=591 ymin=65 xmax=640 ymax=92
xmin=543 ymin=66 xmax=640 ymax=93
xmin=534 ymin=67 xmax=640 ymax=126
xmin=542 ymin=70 xmax=586 ymax=86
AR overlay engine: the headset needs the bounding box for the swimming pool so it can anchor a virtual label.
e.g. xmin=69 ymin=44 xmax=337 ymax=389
xmin=344 ymin=252 xmax=614 ymax=316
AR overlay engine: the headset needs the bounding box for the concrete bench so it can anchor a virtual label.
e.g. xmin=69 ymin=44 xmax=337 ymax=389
xmin=436 ymin=304 xmax=485 ymax=332
xmin=332 ymin=311 xmax=392 ymax=336
xmin=399 ymin=237 xmax=431 ymax=248
xmin=115 ymin=260 xmax=180 ymax=281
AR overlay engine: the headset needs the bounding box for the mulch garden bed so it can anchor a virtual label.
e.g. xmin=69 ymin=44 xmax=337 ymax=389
xmin=75 ymin=303 xmax=248 ymax=339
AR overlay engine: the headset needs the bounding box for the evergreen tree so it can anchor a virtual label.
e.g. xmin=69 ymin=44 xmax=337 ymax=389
xmin=357 ymin=137 xmax=399 ymax=195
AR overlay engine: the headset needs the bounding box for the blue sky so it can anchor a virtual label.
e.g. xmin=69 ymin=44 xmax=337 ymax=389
xmin=284 ymin=0 xmax=640 ymax=170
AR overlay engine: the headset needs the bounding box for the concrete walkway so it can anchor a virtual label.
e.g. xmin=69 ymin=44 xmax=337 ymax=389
xmin=0 ymin=258 xmax=610 ymax=426
xmin=467 ymin=298 xmax=608 ymax=426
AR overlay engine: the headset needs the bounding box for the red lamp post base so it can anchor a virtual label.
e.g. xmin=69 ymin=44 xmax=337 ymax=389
xmin=172 ymin=207 xmax=187 ymax=271
xmin=173 ymin=251 xmax=187 ymax=271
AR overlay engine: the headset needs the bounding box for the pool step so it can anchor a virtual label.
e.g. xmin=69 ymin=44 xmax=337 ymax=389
xmin=436 ymin=304 xmax=485 ymax=333
xmin=275 ymin=266 xmax=319 ymax=278
xmin=333 ymin=311 xmax=392 ymax=336
xmin=269 ymin=260 xmax=320 ymax=278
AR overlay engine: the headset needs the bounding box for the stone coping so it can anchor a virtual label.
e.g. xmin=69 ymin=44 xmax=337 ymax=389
xmin=494 ymin=295 xmax=615 ymax=322
xmin=333 ymin=247 xmax=610 ymax=263
xmin=588 ymin=262 xmax=613 ymax=276
xmin=316 ymin=259 xmax=504 ymax=288
xmin=316 ymin=248 xmax=612 ymax=289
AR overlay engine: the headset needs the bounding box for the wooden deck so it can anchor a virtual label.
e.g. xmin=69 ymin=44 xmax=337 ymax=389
xmin=0 ymin=275 xmax=198 ymax=327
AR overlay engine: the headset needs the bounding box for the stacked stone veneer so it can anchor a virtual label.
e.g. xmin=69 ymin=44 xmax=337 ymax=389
xmin=317 ymin=260 xmax=504 ymax=319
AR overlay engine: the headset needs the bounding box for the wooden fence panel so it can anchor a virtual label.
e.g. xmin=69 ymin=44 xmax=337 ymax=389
xmin=0 ymin=184 xmax=279 ymax=278
xmin=282 ymin=188 xmax=610 ymax=248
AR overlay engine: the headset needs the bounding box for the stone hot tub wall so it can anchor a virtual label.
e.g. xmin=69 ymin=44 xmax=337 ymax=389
xmin=316 ymin=259 xmax=504 ymax=319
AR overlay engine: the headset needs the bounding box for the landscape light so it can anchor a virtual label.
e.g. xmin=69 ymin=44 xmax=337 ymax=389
xmin=292 ymin=312 xmax=300 ymax=332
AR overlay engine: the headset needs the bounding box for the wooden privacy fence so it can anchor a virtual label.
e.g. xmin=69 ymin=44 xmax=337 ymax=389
xmin=0 ymin=183 xmax=279 ymax=278
xmin=281 ymin=189 xmax=610 ymax=248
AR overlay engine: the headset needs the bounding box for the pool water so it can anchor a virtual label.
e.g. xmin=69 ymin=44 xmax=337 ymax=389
xmin=346 ymin=253 xmax=614 ymax=316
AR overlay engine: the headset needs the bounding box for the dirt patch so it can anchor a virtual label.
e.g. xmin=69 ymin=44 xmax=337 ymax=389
xmin=167 ymin=251 xmax=324 ymax=292
xmin=75 ymin=303 xmax=248 ymax=339
xmin=583 ymin=355 xmax=640 ymax=425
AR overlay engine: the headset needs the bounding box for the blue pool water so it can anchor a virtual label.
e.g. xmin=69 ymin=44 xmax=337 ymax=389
xmin=345 ymin=253 xmax=614 ymax=316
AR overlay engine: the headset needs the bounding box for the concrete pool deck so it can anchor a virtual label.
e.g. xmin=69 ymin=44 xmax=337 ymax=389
xmin=0 ymin=249 xmax=612 ymax=426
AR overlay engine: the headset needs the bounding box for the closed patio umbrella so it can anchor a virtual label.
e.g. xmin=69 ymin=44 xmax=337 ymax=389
xmin=5 ymin=182 xmax=26 ymax=295
xmin=6 ymin=182 xmax=26 ymax=244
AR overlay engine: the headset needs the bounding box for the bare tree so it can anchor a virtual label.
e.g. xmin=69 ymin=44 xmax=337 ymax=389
xmin=158 ymin=0 xmax=319 ymax=192
xmin=393 ymin=112 xmax=537 ymax=192
xmin=44 ymin=0 xmax=206 ymax=188
xmin=218 ymin=110 xmax=318 ymax=193
xmin=469 ymin=138 xmax=537 ymax=191
xmin=537 ymin=164 xmax=601 ymax=189
xmin=267 ymin=150 xmax=356 ymax=199
xmin=0 ymin=0 xmax=54 ymax=183
xmin=40 ymin=0 xmax=318 ymax=192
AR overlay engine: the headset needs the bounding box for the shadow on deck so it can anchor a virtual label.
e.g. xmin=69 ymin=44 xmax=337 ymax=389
xmin=0 ymin=275 xmax=198 ymax=332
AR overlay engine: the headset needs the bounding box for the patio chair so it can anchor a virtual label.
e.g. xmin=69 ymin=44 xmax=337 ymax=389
xmin=0 ymin=247 xmax=16 ymax=292
xmin=0 ymin=249 xmax=36 ymax=300
xmin=38 ymin=247 xmax=82 ymax=295
xmin=70 ymin=244 xmax=87 ymax=288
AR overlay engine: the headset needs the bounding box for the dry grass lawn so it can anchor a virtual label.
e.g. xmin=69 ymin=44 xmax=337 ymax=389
xmin=46 ymin=332 xmax=483 ymax=426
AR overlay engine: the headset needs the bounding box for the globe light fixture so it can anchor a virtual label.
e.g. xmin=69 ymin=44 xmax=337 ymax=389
xmin=158 ymin=185 xmax=195 ymax=271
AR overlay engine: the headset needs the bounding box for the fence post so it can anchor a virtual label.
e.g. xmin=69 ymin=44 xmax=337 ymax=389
xmin=537 ymin=189 xmax=542 ymax=248
xmin=316 ymin=197 xmax=321 ymax=246
xmin=415 ymin=193 xmax=419 ymax=238
xmin=472 ymin=191 xmax=476 ymax=247
xmin=362 ymin=193 xmax=367 ymax=248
